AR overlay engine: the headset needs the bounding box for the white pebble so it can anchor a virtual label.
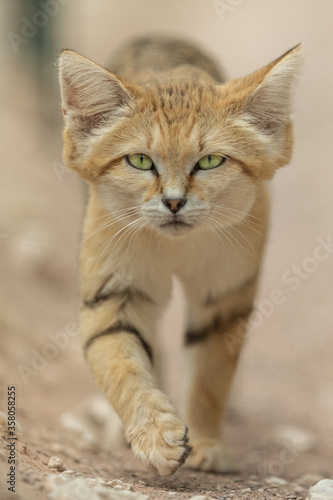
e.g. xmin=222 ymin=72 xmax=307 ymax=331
xmin=46 ymin=474 xmax=149 ymax=500
xmin=274 ymin=425 xmax=317 ymax=452
xmin=86 ymin=477 xmax=107 ymax=486
xmin=189 ymin=496 xmax=215 ymax=500
xmin=46 ymin=475 xmax=99 ymax=500
xmin=47 ymin=456 xmax=67 ymax=471
xmin=106 ymin=479 xmax=134 ymax=491
xmin=59 ymin=412 xmax=99 ymax=448
xmin=59 ymin=412 xmax=90 ymax=435
xmin=83 ymin=395 xmax=114 ymax=425
xmin=307 ymin=479 xmax=333 ymax=500
xmin=12 ymin=222 xmax=54 ymax=271
xmin=265 ymin=476 xmax=288 ymax=486
xmin=60 ymin=470 xmax=82 ymax=479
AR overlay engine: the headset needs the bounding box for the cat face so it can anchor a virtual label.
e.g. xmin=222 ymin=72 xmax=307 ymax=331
xmin=91 ymin=85 xmax=257 ymax=237
xmin=59 ymin=46 xmax=301 ymax=237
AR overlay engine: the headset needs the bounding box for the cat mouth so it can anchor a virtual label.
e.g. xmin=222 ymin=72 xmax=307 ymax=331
xmin=159 ymin=219 xmax=193 ymax=230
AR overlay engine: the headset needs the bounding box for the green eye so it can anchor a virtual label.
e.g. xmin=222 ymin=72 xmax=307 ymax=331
xmin=198 ymin=154 xmax=226 ymax=170
xmin=127 ymin=153 xmax=153 ymax=170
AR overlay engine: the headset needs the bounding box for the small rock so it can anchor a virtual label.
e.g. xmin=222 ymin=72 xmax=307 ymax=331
xmin=241 ymin=489 xmax=252 ymax=493
xmin=299 ymin=474 xmax=325 ymax=487
xmin=81 ymin=395 xmax=124 ymax=447
xmin=86 ymin=477 xmax=108 ymax=486
xmin=48 ymin=456 xmax=67 ymax=471
xmin=189 ymin=496 xmax=215 ymax=500
xmin=59 ymin=412 xmax=99 ymax=449
xmin=265 ymin=476 xmax=288 ymax=487
xmin=307 ymin=479 xmax=333 ymax=500
xmin=12 ymin=222 xmax=54 ymax=272
xmin=60 ymin=470 xmax=83 ymax=479
xmin=274 ymin=425 xmax=317 ymax=452
xmin=46 ymin=474 xmax=149 ymax=499
xmin=106 ymin=479 xmax=134 ymax=491
xmin=59 ymin=412 xmax=87 ymax=435
xmin=46 ymin=475 xmax=99 ymax=500
xmin=83 ymin=395 xmax=114 ymax=425
xmin=292 ymin=483 xmax=307 ymax=494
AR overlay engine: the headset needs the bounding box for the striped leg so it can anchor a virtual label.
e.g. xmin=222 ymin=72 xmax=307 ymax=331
xmin=182 ymin=281 xmax=256 ymax=472
xmin=81 ymin=280 xmax=191 ymax=476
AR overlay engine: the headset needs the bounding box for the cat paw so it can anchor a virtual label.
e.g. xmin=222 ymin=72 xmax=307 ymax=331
xmin=184 ymin=437 xmax=235 ymax=473
xmin=127 ymin=414 xmax=191 ymax=476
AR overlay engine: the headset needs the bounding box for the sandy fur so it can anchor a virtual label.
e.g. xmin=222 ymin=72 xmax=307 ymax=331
xmin=59 ymin=35 xmax=301 ymax=475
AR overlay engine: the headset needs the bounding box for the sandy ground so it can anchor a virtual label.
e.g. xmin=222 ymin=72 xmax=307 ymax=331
xmin=1 ymin=1 xmax=333 ymax=499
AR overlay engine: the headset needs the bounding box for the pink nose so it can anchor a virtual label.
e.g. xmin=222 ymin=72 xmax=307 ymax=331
xmin=162 ymin=198 xmax=187 ymax=214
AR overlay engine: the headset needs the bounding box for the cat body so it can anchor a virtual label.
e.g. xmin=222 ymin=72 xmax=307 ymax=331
xmin=59 ymin=35 xmax=301 ymax=475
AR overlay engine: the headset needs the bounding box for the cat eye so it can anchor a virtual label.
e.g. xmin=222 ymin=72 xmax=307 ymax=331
xmin=126 ymin=153 xmax=153 ymax=170
xmin=197 ymin=154 xmax=226 ymax=170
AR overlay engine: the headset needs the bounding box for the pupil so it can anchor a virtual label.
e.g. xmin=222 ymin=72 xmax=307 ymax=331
xmin=208 ymin=155 xmax=212 ymax=163
xmin=140 ymin=155 xmax=143 ymax=163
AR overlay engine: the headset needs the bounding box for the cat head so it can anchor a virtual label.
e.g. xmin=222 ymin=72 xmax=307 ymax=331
xmin=59 ymin=44 xmax=301 ymax=237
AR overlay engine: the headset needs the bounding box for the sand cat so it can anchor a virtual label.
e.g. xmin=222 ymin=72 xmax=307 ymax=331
xmin=58 ymin=35 xmax=301 ymax=475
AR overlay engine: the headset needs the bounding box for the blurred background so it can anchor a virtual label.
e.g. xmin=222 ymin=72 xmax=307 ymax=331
xmin=0 ymin=0 xmax=332 ymax=494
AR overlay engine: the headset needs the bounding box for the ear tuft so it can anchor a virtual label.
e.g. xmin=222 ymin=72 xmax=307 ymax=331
xmin=58 ymin=50 xmax=132 ymax=132
xmin=243 ymin=44 xmax=303 ymax=134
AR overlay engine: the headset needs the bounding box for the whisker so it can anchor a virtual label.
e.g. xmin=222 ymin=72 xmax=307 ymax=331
xmin=211 ymin=217 xmax=241 ymax=263
xmin=68 ymin=205 xmax=143 ymax=236
xmin=209 ymin=214 xmax=259 ymax=262
xmin=203 ymin=219 xmax=229 ymax=274
xmin=92 ymin=217 xmax=142 ymax=272
xmin=210 ymin=208 xmax=267 ymax=239
xmin=111 ymin=217 xmax=145 ymax=265
xmin=59 ymin=209 xmax=140 ymax=266
xmin=210 ymin=203 xmax=267 ymax=228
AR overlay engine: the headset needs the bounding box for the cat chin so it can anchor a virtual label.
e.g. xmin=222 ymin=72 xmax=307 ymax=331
xmin=155 ymin=220 xmax=195 ymax=237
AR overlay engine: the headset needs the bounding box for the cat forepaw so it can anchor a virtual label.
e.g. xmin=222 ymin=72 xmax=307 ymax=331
xmin=184 ymin=437 xmax=235 ymax=473
xmin=128 ymin=415 xmax=191 ymax=476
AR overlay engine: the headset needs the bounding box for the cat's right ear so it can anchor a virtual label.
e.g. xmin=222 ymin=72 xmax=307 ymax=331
xmin=58 ymin=50 xmax=132 ymax=132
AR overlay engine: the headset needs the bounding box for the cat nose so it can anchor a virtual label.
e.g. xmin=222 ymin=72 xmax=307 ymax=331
xmin=162 ymin=197 xmax=187 ymax=214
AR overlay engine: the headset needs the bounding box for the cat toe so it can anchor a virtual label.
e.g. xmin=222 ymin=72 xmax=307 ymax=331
xmin=128 ymin=414 xmax=191 ymax=476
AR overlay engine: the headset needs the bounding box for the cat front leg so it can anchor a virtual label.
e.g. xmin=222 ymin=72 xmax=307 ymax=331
xmin=80 ymin=277 xmax=191 ymax=476
xmin=181 ymin=275 xmax=257 ymax=472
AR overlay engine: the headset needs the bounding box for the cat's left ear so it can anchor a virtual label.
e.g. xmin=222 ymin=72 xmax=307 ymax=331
xmin=59 ymin=50 xmax=132 ymax=132
xmin=241 ymin=44 xmax=303 ymax=134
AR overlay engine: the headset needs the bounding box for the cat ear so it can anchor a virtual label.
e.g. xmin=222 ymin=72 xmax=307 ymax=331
xmin=241 ymin=44 xmax=302 ymax=134
xmin=59 ymin=50 xmax=132 ymax=132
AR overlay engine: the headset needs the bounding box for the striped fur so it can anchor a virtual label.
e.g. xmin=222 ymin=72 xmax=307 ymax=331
xmin=59 ymin=35 xmax=301 ymax=476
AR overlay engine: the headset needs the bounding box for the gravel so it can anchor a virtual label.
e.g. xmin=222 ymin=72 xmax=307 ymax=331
xmin=45 ymin=474 xmax=149 ymax=500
